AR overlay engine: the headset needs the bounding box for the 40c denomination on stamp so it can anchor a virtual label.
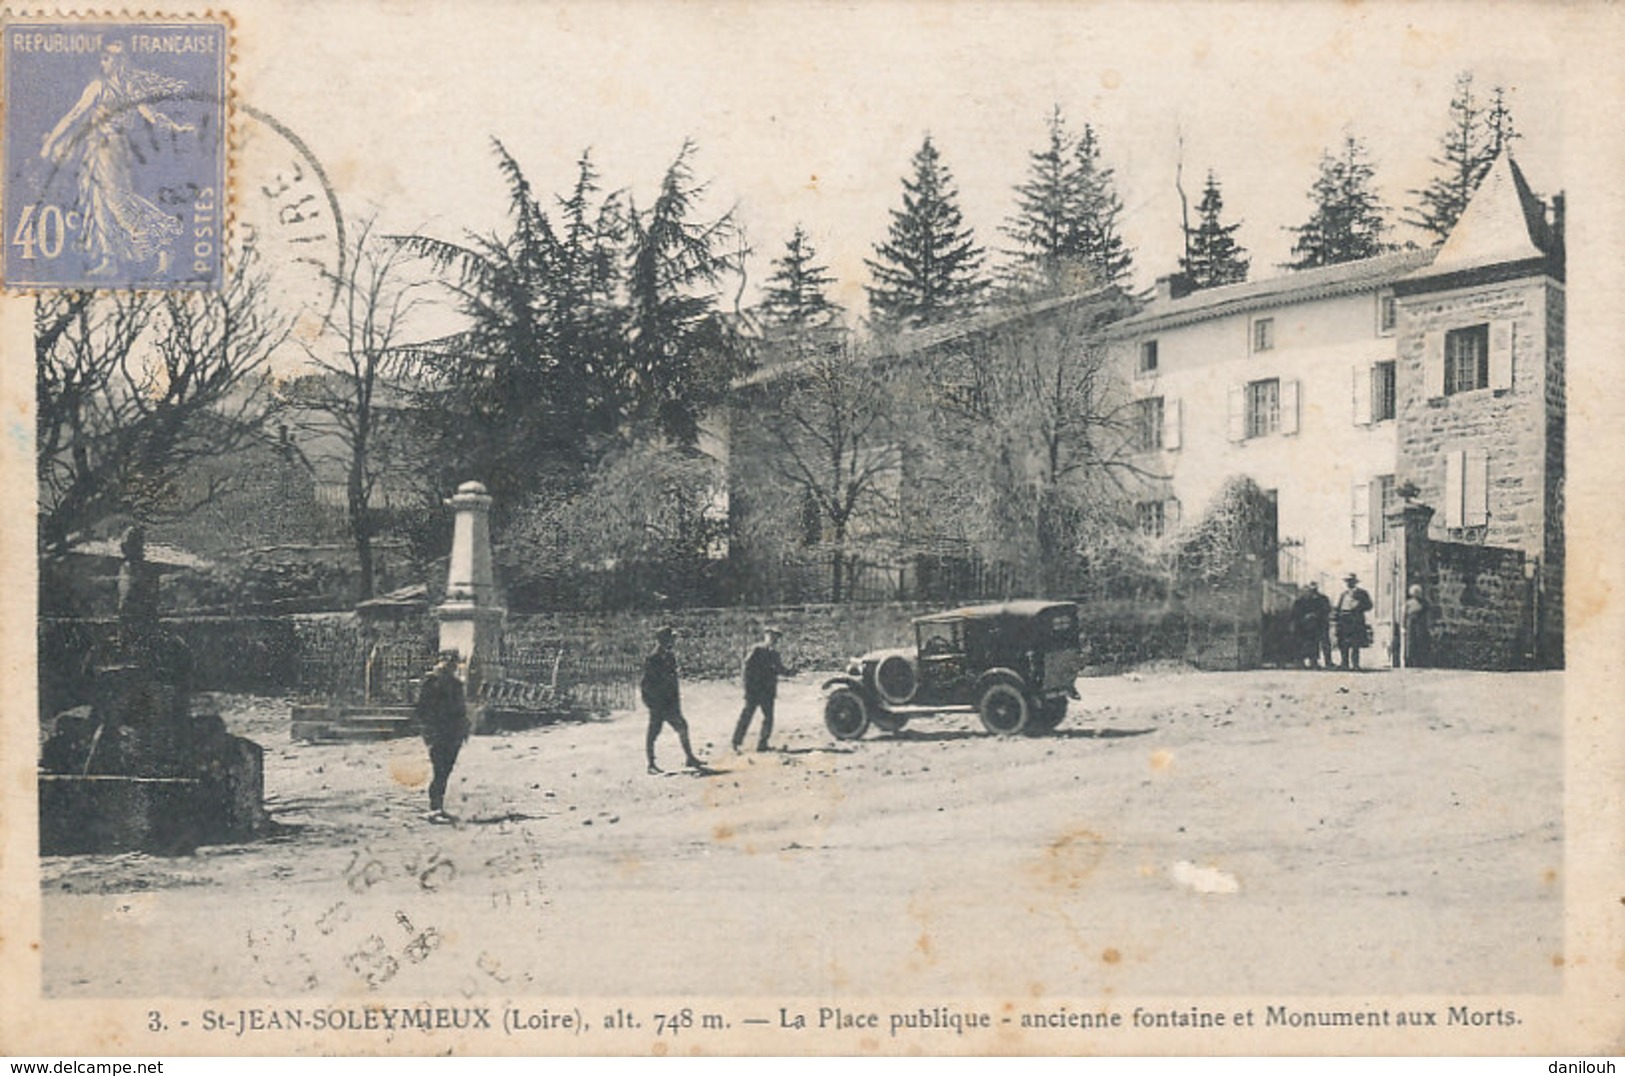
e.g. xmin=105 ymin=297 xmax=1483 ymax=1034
xmin=3 ymin=16 xmax=228 ymax=289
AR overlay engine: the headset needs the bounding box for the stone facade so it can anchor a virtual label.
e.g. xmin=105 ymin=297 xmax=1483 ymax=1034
xmin=1392 ymin=276 xmax=1563 ymax=663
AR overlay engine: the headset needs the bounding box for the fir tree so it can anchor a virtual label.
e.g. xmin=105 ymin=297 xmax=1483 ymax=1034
xmin=1180 ymin=170 xmax=1249 ymax=289
xmin=1072 ymin=123 xmax=1134 ymax=288
xmin=1000 ymin=106 xmax=1090 ymax=293
xmin=865 ymin=134 xmax=988 ymax=329
xmin=1406 ymin=73 xmax=1520 ymax=243
xmin=1287 ymin=134 xmax=1393 ymax=269
xmin=758 ymin=224 xmax=844 ymax=339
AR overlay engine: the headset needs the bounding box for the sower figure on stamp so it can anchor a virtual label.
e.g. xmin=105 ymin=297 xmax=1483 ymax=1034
xmin=641 ymin=626 xmax=704 ymax=775
xmin=734 ymin=625 xmax=792 ymax=752
xmin=1334 ymin=573 xmax=1374 ymax=671
xmin=415 ymin=649 xmax=469 ymax=822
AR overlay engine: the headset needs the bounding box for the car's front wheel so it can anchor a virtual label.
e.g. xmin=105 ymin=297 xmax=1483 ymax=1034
xmin=977 ymin=681 xmax=1030 ymax=736
xmin=824 ymin=687 xmax=870 ymax=741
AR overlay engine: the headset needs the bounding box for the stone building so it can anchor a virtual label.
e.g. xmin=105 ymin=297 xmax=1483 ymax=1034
xmin=1110 ymin=153 xmax=1563 ymax=666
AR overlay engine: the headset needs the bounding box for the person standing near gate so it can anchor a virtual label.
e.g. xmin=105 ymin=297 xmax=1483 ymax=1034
xmin=1334 ymin=573 xmax=1374 ymax=671
xmin=415 ymin=649 xmax=469 ymax=822
xmin=641 ymin=626 xmax=704 ymax=775
xmin=734 ymin=625 xmax=791 ymax=752
xmin=1403 ymin=583 xmax=1433 ymax=668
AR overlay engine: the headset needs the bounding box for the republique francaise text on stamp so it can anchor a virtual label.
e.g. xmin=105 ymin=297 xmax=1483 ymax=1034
xmin=3 ymin=16 xmax=228 ymax=290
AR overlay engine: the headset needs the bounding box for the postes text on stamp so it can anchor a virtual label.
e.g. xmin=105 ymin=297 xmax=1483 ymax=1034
xmin=3 ymin=16 xmax=228 ymax=290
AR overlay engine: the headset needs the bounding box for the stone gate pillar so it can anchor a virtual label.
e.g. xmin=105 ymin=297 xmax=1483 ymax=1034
xmin=436 ymin=481 xmax=505 ymax=693
xmin=1385 ymin=501 xmax=1436 ymax=667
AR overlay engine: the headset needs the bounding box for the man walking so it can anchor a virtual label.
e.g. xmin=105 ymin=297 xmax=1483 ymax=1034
xmin=641 ymin=626 xmax=704 ymax=775
xmin=1334 ymin=573 xmax=1374 ymax=671
xmin=734 ymin=625 xmax=791 ymax=752
xmin=415 ymin=649 xmax=469 ymax=822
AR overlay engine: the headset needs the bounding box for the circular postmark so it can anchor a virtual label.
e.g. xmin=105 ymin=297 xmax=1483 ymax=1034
xmin=231 ymin=101 xmax=346 ymax=342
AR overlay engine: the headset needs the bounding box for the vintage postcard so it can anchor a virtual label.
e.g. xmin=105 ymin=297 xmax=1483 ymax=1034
xmin=2 ymin=0 xmax=1621 ymax=1058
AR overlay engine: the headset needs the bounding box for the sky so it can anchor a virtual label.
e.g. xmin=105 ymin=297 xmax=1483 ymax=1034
xmin=230 ymin=0 xmax=1582 ymax=320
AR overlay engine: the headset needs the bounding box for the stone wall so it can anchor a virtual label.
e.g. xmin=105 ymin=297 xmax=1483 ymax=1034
xmin=41 ymin=591 xmax=1271 ymax=722
xmin=1425 ymin=540 xmax=1531 ymax=670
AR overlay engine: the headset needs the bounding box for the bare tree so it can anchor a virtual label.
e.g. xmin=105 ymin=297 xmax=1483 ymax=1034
xmin=735 ymin=338 xmax=903 ymax=602
xmin=924 ymin=293 xmax=1147 ymax=595
xmin=37 ymin=256 xmax=288 ymax=554
xmin=288 ymin=217 xmax=430 ymax=600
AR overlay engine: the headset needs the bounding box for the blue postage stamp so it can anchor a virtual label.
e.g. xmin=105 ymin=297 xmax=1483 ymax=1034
xmin=3 ymin=17 xmax=228 ymax=290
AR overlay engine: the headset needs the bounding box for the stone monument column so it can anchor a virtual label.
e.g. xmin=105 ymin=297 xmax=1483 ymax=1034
xmin=436 ymin=481 xmax=505 ymax=696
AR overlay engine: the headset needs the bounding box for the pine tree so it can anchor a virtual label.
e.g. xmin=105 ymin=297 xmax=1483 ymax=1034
xmin=758 ymin=224 xmax=844 ymax=339
xmin=1287 ymin=134 xmax=1393 ymax=269
xmin=865 ymin=134 xmax=989 ymax=329
xmin=1072 ymin=124 xmax=1134 ymax=288
xmin=1180 ymin=170 xmax=1249 ymax=289
xmin=1406 ymin=73 xmax=1519 ymax=243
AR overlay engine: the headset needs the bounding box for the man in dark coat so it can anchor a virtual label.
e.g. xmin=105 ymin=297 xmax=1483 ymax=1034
xmin=641 ymin=626 xmax=703 ymax=775
xmin=733 ymin=626 xmax=791 ymax=752
xmin=415 ymin=649 xmax=469 ymax=821
xmin=1334 ymin=573 xmax=1374 ymax=671
xmin=1291 ymin=581 xmax=1333 ymax=669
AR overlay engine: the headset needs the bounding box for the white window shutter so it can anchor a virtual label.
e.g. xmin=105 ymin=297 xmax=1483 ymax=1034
xmin=1489 ymin=320 xmax=1514 ymax=390
xmin=1424 ymin=331 xmax=1446 ymax=398
xmin=1351 ymin=480 xmax=1371 ymax=547
xmin=1227 ymin=385 xmax=1246 ymax=442
xmin=1465 ymin=449 xmax=1490 ymax=526
xmin=1163 ymin=397 xmax=1182 ymax=451
xmin=1165 ymin=498 xmax=1182 ymax=532
xmin=1444 ymin=450 xmax=1465 ymax=529
xmin=1280 ymin=379 xmax=1300 ymax=435
xmin=1352 ymin=363 xmax=1373 ymax=426
xmin=1370 ymin=481 xmax=1386 ymax=542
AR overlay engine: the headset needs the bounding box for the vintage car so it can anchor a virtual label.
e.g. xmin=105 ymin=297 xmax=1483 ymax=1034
xmin=822 ymin=600 xmax=1082 ymax=739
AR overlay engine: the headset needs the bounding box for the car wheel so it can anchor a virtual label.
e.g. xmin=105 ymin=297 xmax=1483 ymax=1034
xmin=824 ymin=687 xmax=870 ymax=740
xmin=978 ymin=681 xmax=1030 ymax=736
xmin=1028 ymin=697 xmax=1067 ymax=735
xmin=871 ymin=710 xmax=909 ymax=734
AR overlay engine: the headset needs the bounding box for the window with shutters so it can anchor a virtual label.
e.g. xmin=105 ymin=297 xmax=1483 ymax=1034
xmin=1246 ymin=378 xmax=1280 ymax=438
xmin=1135 ymin=396 xmax=1164 ymax=451
xmin=1372 ymin=361 xmax=1396 ymax=422
xmin=1373 ymin=474 xmax=1396 ymax=542
xmin=1352 ymin=476 xmax=1396 ymax=547
xmin=1445 ymin=324 xmax=1490 ymax=394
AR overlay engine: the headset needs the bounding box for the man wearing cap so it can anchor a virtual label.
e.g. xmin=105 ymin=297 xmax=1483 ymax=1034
xmin=641 ymin=626 xmax=704 ymax=774
xmin=734 ymin=625 xmax=792 ymax=752
xmin=1334 ymin=573 xmax=1374 ymax=670
xmin=415 ymin=649 xmax=469 ymax=822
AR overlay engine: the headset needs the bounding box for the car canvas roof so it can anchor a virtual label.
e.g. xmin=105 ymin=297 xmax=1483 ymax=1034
xmin=913 ymin=600 xmax=1076 ymax=625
